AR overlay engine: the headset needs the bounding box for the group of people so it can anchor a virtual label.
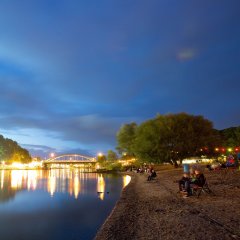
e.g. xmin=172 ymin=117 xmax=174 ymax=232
xmin=178 ymin=168 xmax=205 ymax=198
xmin=147 ymin=168 xmax=157 ymax=181
xmin=135 ymin=166 xmax=157 ymax=181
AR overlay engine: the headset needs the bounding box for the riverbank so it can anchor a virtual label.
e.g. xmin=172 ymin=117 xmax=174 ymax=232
xmin=95 ymin=167 xmax=240 ymax=240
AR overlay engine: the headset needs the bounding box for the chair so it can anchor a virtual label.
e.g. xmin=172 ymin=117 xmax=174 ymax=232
xmin=191 ymin=177 xmax=215 ymax=198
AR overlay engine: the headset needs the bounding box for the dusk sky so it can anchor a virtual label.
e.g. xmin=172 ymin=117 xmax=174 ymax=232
xmin=0 ymin=0 xmax=240 ymax=158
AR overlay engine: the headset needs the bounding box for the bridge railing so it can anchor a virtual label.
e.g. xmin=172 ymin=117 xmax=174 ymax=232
xmin=44 ymin=154 xmax=96 ymax=162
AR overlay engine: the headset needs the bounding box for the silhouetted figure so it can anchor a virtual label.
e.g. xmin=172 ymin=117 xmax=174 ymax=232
xmin=147 ymin=169 xmax=157 ymax=181
xmin=178 ymin=173 xmax=191 ymax=197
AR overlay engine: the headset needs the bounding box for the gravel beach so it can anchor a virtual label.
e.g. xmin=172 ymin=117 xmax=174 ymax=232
xmin=95 ymin=167 xmax=240 ymax=240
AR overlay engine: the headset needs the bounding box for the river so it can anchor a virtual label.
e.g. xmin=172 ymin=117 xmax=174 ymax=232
xmin=0 ymin=169 xmax=131 ymax=240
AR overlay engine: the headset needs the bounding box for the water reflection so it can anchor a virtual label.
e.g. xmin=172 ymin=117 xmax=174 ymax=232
xmin=0 ymin=169 xmax=131 ymax=240
xmin=48 ymin=170 xmax=56 ymax=197
xmin=0 ymin=169 xmax=131 ymax=202
xmin=97 ymin=174 xmax=105 ymax=200
xmin=73 ymin=172 xmax=80 ymax=199
xmin=123 ymin=175 xmax=131 ymax=188
xmin=1 ymin=170 xmax=4 ymax=189
xmin=0 ymin=169 xmax=107 ymax=200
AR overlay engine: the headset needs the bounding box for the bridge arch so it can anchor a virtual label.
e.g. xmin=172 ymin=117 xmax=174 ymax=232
xmin=45 ymin=154 xmax=96 ymax=163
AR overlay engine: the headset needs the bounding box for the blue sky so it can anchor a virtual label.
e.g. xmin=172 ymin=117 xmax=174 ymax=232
xmin=0 ymin=0 xmax=240 ymax=158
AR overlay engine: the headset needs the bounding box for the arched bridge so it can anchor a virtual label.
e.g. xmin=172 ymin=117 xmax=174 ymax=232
xmin=44 ymin=154 xmax=96 ymax=165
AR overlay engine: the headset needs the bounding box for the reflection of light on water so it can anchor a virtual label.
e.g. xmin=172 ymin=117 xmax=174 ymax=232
xmin=10 ymin=170 xmax=39 ymax=190
xmin=74 ymin=174 xmax=80 ymax=199
xmin=97 ymin=174 xmax=105 ymax=200
xmin=69 ymin=174 xmax=73 ymax=196
xmin=1 ymin=170 xmax=4 ymax=189
xmin=46 ymin=169 xmax=86 ymax=198
xmin=11 ymin=170 xmax=24 ymax=189
xmin=5 ymin=169 xmax=119 ymax=199
xmin=2 ymin=169 xmax=126 ymax=202
xmin=123 ymin=175 xmax=131 ymax=188
xmin=48 ymin=171 xmax=56 ymax=197
xmin=27 ymin=171 xmax=37 ymax=190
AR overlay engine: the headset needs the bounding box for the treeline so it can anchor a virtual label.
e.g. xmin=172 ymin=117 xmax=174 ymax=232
xmin=116 ymin=113 xmax=240 ymax=164
xmin=219 ymin=127 xmax=240 ymax=148
xmin=97 ymin=150 xmax=118 ymax=162
xmin=0 ymin=135 xmax=32 ymax=163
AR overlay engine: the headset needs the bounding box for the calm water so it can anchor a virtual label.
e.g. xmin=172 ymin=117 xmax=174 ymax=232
xmin=0 ymin=169 xmax=131 ymax=240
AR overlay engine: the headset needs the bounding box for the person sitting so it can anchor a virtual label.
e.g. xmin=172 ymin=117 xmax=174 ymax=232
xmin=191 ymin=169 xmax=205 ymax=188
xmin=178 ymin=173 xmax=191 ymax=196
xmin=147 ymin=169 xmax=157 ymax=181
xmin=206 ymin=164 xmax=212 ymax=171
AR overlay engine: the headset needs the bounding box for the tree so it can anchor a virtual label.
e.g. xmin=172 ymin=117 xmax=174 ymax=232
xmin=97 ymin=154 xmax=107 ymax=163
xmin=128 ymin=113 xmax=221 ymax=164
xmin=116 ymin=122 xmax=137 ymax=156
xmin=107 ymin=150 xmax=118 ymax=161
xmin=219 ymin=126 xmax=240 ymax=147
xmin=133 ymin=115 xmax=170 ymax=163
xmin=163 ymin=113 xmax=221 ymax=162
xmin=0 ymin=145 xmax=5 ymax=160
xmin=0 ymin=134 xmax=31 ymax=163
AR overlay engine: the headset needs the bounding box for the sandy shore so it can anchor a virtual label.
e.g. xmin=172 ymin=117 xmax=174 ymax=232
xmin=95 ymin=167 xmax=240 ymax=240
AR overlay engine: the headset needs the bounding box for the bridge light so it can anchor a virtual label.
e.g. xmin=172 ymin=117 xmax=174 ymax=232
xmin=50 ymin=153 xmax=55 ymax=158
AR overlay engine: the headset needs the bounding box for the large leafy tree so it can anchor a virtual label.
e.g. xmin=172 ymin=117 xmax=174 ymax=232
xmin=126 ymin=113 xmax=221 ymax=164
xmin=116 ymin=122 xmax=137 ymax=156
xmin=133 ymin=116 xmax=169 ymax=163
xmin=163 ymin=113 xmax=221 ymax=162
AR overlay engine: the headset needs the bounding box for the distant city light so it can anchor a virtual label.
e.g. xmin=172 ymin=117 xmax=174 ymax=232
xmin=12 ymin=162 xmax=25 ymax=169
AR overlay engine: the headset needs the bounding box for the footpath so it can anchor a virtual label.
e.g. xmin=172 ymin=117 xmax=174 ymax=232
xmin=95 ymin=167 xmax=240 ymax=240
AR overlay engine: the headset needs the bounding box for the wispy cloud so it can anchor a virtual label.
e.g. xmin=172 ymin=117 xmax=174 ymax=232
xmin=177 ymin=48 xmax=197 ymax=61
